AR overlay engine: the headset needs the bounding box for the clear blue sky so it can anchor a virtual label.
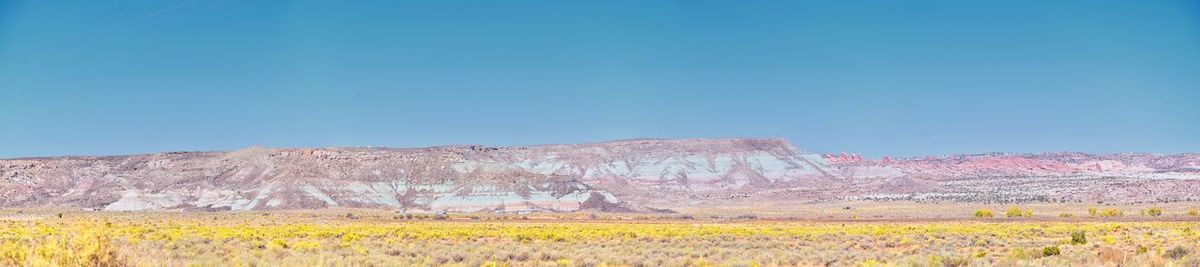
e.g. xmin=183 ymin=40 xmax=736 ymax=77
xmin=1 ymin=1 xmax=1198 ymax=158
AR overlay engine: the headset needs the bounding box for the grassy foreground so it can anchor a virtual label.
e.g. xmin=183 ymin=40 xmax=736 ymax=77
xmin=0 ymin=211 xmax=1198 ymax=266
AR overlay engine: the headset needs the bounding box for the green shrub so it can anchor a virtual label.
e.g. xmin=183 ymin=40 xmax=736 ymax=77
xmin=1006 ymin=207 xmax=1024 ymax=218
xmin=974 ymin=209 xmax=994 ymax=218
xmin=1070 ymin=231 xmax=1087 ymax=245
xmin=1042 ymin=246 xmax=1061 ymax=257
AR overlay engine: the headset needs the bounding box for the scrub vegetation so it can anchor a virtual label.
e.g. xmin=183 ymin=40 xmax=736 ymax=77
xmin=1 ymin=209 xmax=1198 ymax=266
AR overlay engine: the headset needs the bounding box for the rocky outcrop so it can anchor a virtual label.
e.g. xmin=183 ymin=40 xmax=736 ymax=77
xmin=0 ymin=138 xmax=838 ymax=211
xmin=4 ymin=139 xmax=1198 ymax=211
xmin=838 ymin=153 xmax=1200 ymax=203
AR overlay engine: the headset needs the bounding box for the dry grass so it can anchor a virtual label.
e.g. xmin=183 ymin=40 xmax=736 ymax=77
xmin=0 ymin=209 xmax=1198 ymax=266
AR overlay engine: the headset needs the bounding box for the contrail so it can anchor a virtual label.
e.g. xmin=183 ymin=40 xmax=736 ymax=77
xmin=117 ymin=0 xmax=243 ymax=32
xmin=0 ymin=0 xmax=241 ymax=60
xmin=106 ymin=0 xmax=201 ymax=31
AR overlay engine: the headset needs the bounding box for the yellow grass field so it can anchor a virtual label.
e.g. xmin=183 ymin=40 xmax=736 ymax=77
xmin=1 ymin=209 xmax=1198 ymax=267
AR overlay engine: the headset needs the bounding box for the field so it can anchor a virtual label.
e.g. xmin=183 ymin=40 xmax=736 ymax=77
xmin=1 ymin=205 xmax=1199 ymax=267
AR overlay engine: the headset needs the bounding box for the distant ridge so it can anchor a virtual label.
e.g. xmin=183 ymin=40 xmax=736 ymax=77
xmin=1 ymin=138 xmax=1198 ymax=211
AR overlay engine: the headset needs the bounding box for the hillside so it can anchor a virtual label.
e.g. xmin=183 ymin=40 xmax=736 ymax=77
xmin=0 ymin=138 xmax=839 ymax=211
xmin=3 ymin=138 xmax=1198 ymax=211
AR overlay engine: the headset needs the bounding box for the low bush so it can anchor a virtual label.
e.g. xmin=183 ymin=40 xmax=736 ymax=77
xmin=1146 ymin=207 xmax=1163 ymax=217
xmin=974 ymin=209 xmax=994 ymax=218
xmin=1006 ymin=207 xmax=1024 ymax=218
xmin=1165 ymin=246 xmax=1190 ymax=259
xmin=1099 ymin=208 xmax=1123 ymax=218
xmin=1070 ymin=231 xmax=1087 ymax=245
xmin=1042 ymin=246 xmax=1061 ymax=257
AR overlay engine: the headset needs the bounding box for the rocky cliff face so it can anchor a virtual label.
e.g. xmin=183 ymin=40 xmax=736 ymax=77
xmin=834 ymin=153 xmax=1200 ymax=203
xmin=4 ymin=139 xmax=1198 ymax=211
xmin=0 ymin=138 xmax=838 ymax=211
